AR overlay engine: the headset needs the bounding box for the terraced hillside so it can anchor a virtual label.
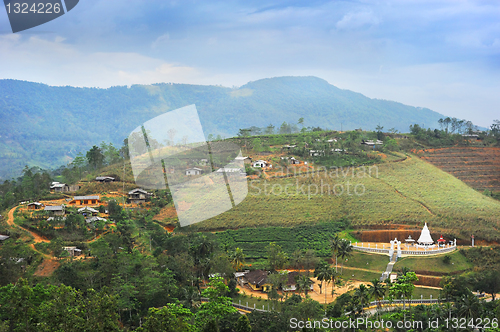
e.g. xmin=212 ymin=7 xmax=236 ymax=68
xmin=417 ymin=147 xmax=500 ymax=192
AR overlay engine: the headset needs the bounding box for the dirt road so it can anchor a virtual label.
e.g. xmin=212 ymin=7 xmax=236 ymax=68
xmin=6 ymin=206 xmax=49 ymax=244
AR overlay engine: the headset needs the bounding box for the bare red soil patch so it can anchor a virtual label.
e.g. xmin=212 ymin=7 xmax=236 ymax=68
xmin=34 ymin=259 xmax=60 ymax=277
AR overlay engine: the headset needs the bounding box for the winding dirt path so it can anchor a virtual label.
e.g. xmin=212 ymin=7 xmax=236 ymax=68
xmin=6 ymin=206 xmax=50 ymax=244
xmin=5 ymin=206 xmax=53 ymax=258
xmin=4 ymin=205 xmax=106 ymax=260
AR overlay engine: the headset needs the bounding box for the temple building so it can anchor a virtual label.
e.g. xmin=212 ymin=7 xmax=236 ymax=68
xmin=417 ymin=222 xmax=434 ymax=246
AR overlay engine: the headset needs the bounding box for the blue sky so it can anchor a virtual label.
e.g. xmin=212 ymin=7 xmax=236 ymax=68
xmin=0 ymin=0 xmax=499 ymax=127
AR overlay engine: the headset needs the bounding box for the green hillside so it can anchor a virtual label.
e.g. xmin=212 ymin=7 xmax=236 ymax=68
xmin=0 ymin=76 xmax=445 ymax=179
xmin=184 ymin=154 xmax=500 ymax=241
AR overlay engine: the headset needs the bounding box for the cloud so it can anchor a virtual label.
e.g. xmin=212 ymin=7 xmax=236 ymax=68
xmin=0 ymin=35 xmax=199 ymax=87
xmin=336 ymin=10 xmax=379 ymax=30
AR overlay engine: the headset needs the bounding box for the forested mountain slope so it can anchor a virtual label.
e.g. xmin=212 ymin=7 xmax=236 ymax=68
xmin=0 ymin=76 xmax=444 ymax=179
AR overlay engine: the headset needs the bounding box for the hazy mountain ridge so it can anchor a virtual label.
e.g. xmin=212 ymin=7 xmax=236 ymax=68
xmin=0 ymin=76 xmax=444 ymax=179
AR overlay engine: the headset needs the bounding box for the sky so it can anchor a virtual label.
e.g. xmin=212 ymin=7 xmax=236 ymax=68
xmin=0 ymin=0 xmax=499 ymax=128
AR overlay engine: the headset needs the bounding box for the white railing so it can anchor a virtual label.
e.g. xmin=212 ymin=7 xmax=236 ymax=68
xmin=351 ymin=242 xmax=456 ymax=256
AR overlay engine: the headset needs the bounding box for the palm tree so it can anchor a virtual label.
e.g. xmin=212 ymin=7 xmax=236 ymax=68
xmin=369 ymin=279 xmax=386 ymax=318
xmin=354 ymin=284 xmax=371 ymax=313
xmin=328 ymin=266 xmax=337 ymax=298
xmin=230 ymin=247 xmax=246 ymax=271
xmin=329 ymin=234 xmax=341 ymax=273
xmin=338 ymin=239 xmax=352 ymax=274
xmin=303 ymin=249 xmax=319 ymax=275
xmin=457 ymin=289 xmax=481 ymax=320
xmin=295 ymin=275 xmax=313 ymax=298
xmin=290 ymin=249 xmax=304 ymax=271
xmin=314 ymin=261 xmax=331 ymax=304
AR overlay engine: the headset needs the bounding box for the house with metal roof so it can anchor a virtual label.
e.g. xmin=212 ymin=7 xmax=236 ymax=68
xmin=95 ymin=176 xmax=115 ymax=182
xmin=128 ymin=188 xmax=151 ymax=204
xmin=78 ymin=207 xmax=99 ymax=216
xmin=68 ymin=196 xmax=101 ymax=206
xmin=185 ymin=167 xmax=203 ymax=176
xmin=27 ymin=202 xmax=44 ymax=210
xmin=44 ymin=205 xmax=66 ymax=216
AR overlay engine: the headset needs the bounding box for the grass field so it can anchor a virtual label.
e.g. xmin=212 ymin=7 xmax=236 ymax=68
xmin=342 ymin=251 xmax=389 ymax=272
xmin=182 ymin=154 xmax=500 ymax=241
xmin=394 ymin=250 xmax=473 ymax=275
xmin=340 ymin=267 xmax=382 ymax=282
xmin=412 ymin=287 xmax=441 ymax=299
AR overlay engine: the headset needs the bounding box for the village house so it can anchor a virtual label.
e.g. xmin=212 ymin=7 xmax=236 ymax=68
xmin=68 ymin=196 xmax=101 ymax=206
xmin=63 ymin=246 xmax=82 ymax=257
xmin=128 ymin=188 xmax=151 ymax=204
xmin=245 ymin=270 xmax=272 ymax=292
xmin=309 ymin=150 xmax=325 ymax=157
xmin=27 ymin=202 xmax=44 ymax=210
xmin=462 ymin=134 xmax=480 ymax=140
xmin=252 ymin=160 xmax=271 ymax=168
xmin=0 ymin=235 xmax=10 ymax=241
xmin=50 ymin=182 xmax=69 ymax=193
xmin=85 ymin=216 xmax=107 ymax=224
xmin=361 ymin=139 xmax=384 ymax=146
xmin=282 ymin=272 xmax=314 ymax=292
xmin=78 ymin=207 xmax=99 ymax=217
xmin=44 ymin=205 xmax=66 ymax=216
xmin=289 ymin=157 xmax=300 ymax=165
xmin=95 ymin=176 xmax=115 ymax=182
xmin=50 ymin=182 xmax=80 ymax=192
xmin=185 ymin=167 xmax=203 ymax=176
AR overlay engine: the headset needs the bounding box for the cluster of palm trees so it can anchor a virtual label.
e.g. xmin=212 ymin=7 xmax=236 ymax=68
xmin=314 ymin=261 xmax=338 ymax=304
xmin=329 ymin=234 xmax=353 ymax=274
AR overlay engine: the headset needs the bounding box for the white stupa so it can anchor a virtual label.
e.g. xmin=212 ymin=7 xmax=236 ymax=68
xmin=417 ymin=222 xmax=434 ymax=245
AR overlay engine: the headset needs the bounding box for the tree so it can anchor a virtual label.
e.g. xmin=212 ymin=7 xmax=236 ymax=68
xmin=196 ymin=276 xmax=237 ymax=328
xmin=329 ymin=234 xmax=341 ymax=273
xmin=137 ymin=303 xmax=195 ymax=332
xmin=314 ymin=261 xmax=332 ymax=304
xmin=264 ymin=124 xmax=275 ymax=135
xmin=337 ymin=239 xmax=352 ymax=274
xmin=354 ymin=284 xmax=371 ymax=313
xmin=475 ymin=270 xmax=500 ymax=300
xmin=295 ymin=275 xmax=313 ymax=298
xmin=457 ymin=288 xmax=481 ymax=320
xmin=235 ymin=314 xmax=252 ymax=332
xmin=289 ymin=249 xmax=304 ymax=271
xmin=443 ymin=117 xmax=451 ymax=132
xmin=375 ymin=124 xmax=384 ymax=140
xmin=302 ymin=249 xmax=319 ymax=275
xmin=491 ymin=120 xmax=500 ymax=144
xmin=389 ymin=271 xmax=418 ymax=314
xmin=368 ymin=279 xmax=386 ymax=318
xmin=266 ymin=242 xmax=288 ymax=271
xmin=86 ymin=145 xmax=105 ymax=170
xmin=328 ymin=266 xmax=337 ymax=299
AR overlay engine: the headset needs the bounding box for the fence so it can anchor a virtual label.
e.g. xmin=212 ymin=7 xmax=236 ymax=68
xmin=352 ymin=242 xmax=457 ymax=256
